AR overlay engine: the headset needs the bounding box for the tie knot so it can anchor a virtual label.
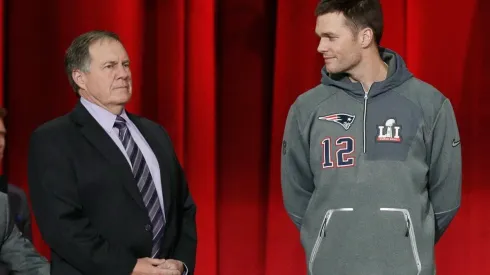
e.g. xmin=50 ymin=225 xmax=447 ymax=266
xmin=113 ymin=115 xmax=127 ymax=130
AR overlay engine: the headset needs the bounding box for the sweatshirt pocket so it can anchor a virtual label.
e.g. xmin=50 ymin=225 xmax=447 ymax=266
xmin=308 ymin=208 xmax=354 ymax=274
xmin=380 ymin=208 xmax=422 ymax=274
xmin=309 ymin=208 xmax=422 ymax=275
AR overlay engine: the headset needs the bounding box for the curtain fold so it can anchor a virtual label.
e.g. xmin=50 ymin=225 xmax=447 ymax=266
xmin=216 ymin=0 xmax=276 ymax=273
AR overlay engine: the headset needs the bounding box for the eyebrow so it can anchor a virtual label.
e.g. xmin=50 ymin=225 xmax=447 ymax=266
xmin=101 ymin=60 xmax=130 ymax=66
xmin=102 ymin=60 xmax=117 ymax=66
xmin=317 ymin=32 xmax=337 ymax=37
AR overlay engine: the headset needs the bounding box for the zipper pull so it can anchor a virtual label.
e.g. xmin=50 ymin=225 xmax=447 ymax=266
xmin=405 ymin=218 xmax=410 ymax=237
xmin=321 ymin=222 xmax=326 ymax=237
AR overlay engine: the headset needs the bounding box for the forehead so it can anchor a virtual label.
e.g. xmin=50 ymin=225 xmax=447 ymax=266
xmin=88 ymin=39 xmax=128 ymax=62
xmin=315 ymin=12 xmax=350 ymax=33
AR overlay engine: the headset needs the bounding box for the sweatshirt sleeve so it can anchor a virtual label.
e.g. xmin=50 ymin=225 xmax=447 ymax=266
xmin=428 ymin=99 xmax=462 ymax=243
xmin=281 ymin=103 xmax=315 ymax=230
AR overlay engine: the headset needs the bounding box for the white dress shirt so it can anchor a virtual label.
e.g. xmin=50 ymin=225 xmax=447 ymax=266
xmin=80 ymin=98 xmax=188 ymax=273
xmin=80 ymin=97 xmax=165 ymax=216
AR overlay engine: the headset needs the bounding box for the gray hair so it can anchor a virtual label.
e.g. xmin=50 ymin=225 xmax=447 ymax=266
xmin=64 ymin=30 xmax=121 ymax=94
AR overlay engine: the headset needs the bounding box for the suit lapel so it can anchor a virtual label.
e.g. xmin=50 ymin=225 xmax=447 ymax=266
xmin=70 ymin=102 xmax=146 ymax=210
xmin=128 ymin=114 xmax=172 ymax=218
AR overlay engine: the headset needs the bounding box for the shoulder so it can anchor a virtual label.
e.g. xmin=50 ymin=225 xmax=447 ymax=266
xmin=295 ymin=84 xmax=338 ymax=110
xmin=396 ymin=77 xmax=452 ymax=132
xmin=33 ymin=114 xmax=72 ymax=133
xmin=398 ymin=77 xmax=448 ymax=110
xmin=7 ymin=184 xmax=28 ymax=209
xmin=28 ymin=114 xmax=79 ymax=167
xmin=129 ymin=114 xmax=173 ymax=145
xmin=137 ymin=116 xmax=165 ymax=130
xmin=289 ymin=84 xmax=339 ymax=125
xmin=7 ymin=184 xmax=26 ymax=199
xmin=131 ymin=114 xmax=169 ymax=135
xmin=30 ymin=114 xmax=73 ymax=144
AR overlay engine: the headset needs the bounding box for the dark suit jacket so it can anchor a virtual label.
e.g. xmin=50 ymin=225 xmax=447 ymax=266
xmin=27 ymin=102 xmax=197 ymax=275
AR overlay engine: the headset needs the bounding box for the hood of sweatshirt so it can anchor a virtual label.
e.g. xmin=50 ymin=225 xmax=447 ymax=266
xmin=321 ymin=47 xmax=413 ymax=98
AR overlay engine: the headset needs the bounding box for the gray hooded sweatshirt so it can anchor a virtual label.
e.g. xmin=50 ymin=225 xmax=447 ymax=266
xmin=281 ymin=48 xmax=461 ymax=275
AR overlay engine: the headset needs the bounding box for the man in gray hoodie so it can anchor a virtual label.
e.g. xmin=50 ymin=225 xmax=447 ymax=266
xmin=281 ymin=1 xmax=462 ymax=274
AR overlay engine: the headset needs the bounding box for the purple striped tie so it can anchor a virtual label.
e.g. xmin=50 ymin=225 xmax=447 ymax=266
xmin=114 ymin=115 xmax=165 ymax=258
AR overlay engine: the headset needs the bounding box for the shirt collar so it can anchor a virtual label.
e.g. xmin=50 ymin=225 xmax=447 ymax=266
xmin=80 ymin=97 xmax=129 ymax=133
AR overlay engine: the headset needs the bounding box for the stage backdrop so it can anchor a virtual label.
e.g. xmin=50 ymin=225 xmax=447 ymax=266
xmin=2 ymin=0 xmax=488 ymax=274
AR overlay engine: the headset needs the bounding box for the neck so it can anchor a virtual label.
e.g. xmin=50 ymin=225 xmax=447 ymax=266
xmin=348 ymin=48 xmax=388 ymax=93
xmin=80 ymin=93 xmax=124 ymax=115
xmin=103 ymin=105 xmax=124 ymax=115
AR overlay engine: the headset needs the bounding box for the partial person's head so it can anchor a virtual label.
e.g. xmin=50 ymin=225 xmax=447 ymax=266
xmin=65 ymin=30 xmax=132 ymax=113
xmin=0 ymin=108 xmax=7 ymax=161
xmin=315 ymin=0 xmax=384 ymax=74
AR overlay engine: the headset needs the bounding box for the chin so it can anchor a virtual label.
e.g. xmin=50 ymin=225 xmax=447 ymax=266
xmin=325 ymin=65 xmax=341 ymax=74
xmin=122 ymin=93 xmax=132 ymax=103
xmin=114 ymin=91 xmax=132 ymax=103
xmin=326 ymin=62 xmax=352 ymax=74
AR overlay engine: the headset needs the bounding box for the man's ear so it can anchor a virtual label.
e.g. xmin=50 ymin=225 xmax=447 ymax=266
xmin=360 ymin=27 xmax=374 ymax=48
xmin=72 ymin=70 xmax=87 ymax=91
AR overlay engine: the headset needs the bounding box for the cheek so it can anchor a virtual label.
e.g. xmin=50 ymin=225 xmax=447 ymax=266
xmin=337 ymin=42 xmax=358 ymax=60
xmin=347 ymin=48 xmax=362 ymax=62
xmin=90 ymin=76 xmax=113 ymax=97
xmin=103 ymin=74 xmax=116 ymax=88
xmin=331 ymin=40 xmax=349 ymax=57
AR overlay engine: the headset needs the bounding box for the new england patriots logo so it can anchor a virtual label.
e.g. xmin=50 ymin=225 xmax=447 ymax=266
xmin=318 ymin=113 xmax=355 ymax=130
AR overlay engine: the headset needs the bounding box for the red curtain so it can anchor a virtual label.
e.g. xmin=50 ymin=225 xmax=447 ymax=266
xmin=3 ymin=0 xmax=488 ymax=274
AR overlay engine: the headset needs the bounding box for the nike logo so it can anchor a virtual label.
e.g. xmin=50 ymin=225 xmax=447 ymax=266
xmin=452 ymin=139 xmax=460 ymax=147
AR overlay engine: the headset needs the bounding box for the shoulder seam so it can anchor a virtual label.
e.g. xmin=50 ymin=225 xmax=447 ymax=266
xmin=429 ymin=98 xmax=449 ymax=136
xmin=297 ymin=87 xmax=340 ymax=136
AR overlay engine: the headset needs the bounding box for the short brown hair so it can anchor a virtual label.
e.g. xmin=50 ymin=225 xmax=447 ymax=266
xmin=0 ymin=108 xmax=7 ymax=118
xmin=64 ymin=30 xmax=121 ymax=94
xmin=315 ymin=0 xmax=384 ymax=45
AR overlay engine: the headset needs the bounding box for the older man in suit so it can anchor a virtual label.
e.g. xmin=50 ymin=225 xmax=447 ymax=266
xmin=28 ymin=30 xmax=197 ymax=275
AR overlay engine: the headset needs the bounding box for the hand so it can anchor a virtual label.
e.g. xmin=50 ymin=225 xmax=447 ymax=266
xmin=157 ymin=259 xmax=184 ymax=274
xmin=132 ymin=258 xmax=174 ymax=275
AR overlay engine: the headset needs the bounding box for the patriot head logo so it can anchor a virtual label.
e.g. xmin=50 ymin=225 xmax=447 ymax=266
xmin=318 ymin=113 xmax=355 ymax=130
xmin=377 ymin=118 xmax=402 ymax=142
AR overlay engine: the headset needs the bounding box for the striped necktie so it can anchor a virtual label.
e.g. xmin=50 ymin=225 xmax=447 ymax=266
xmin=113 ymin=115 xmax=165 ymax=258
